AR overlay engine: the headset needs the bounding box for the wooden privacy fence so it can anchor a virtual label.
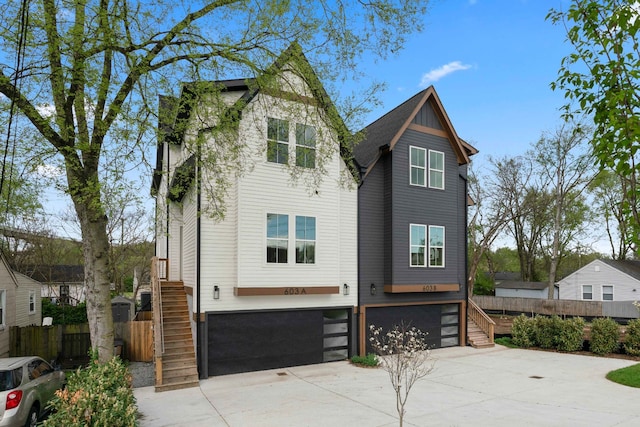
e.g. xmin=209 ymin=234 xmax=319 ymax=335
xmin=10 ymin=320 xmax=153 ymax=363
xmin=473 ymin=296 xmax=640 ymax=319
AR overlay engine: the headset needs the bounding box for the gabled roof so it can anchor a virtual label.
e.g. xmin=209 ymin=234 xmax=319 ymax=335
xmin=353 ymin=86 xmax=476 ymax=176
xmin=152 ymin=42 xmax=357 ymax=196
xmin=600 ymin=259 xmax=640 ymax=282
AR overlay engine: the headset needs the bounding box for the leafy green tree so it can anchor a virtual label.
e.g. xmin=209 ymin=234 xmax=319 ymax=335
xmin=0 ymin=0 xmax=429 ymax=362
xmin=548 ymin=1 xmax=640 ymax=256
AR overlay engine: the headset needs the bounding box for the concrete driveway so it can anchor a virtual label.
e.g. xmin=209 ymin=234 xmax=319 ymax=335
xmin=134 ymin=345 xmax=640 ymax=426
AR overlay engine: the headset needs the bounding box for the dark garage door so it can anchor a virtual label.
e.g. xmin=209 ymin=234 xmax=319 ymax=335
xmin=207 ymin=310 xmax=325 ymax=376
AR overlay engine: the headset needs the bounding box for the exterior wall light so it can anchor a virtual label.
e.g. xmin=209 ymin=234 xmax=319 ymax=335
xmin=343 ymin=283 xmax=349 ymax=295
xmin=214 ymin=285 xmax=220 ymax=300
xmin=370 ymin=283 xmax=376 ymax=295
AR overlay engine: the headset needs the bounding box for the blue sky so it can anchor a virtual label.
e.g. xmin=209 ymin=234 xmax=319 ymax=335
xmin=359 ymin=0 xmax=572 ymax=165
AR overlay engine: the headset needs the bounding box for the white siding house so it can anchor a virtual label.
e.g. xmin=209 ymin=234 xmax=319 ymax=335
xmin=152 ymin=44 xmax=358 ymax=376
xmin=558 ymin=259 xmax=640 ymax=302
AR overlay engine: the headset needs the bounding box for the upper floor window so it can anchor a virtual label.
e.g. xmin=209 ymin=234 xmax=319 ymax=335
xmin=266 ymin=213 xmax=289 ymax=263
xmin=28 ymin=290 xmax=36 ymax=314
xmin=429 ymin=225 xmax=445 ymax=267
xmin=602 ymin=285 xmax=613 ymax=301
xmin=410 ymin=224 xmax=426 ymax=267
xmin=429 ymin=150 xmax=444 ymax=190
xmin=582 ymin=284 xmax=593 ymax=300
xmin=295 ymin=216 xmax=316 ymax=264
xmin=296 ymin=124 xmax=316 ymax=168
xmin=409 ymin=146 xmax=426 ymax=187
xmin=267 ymin=118 xmax=289 ymax=164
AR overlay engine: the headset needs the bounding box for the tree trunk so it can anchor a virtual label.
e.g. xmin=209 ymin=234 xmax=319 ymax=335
xmin=76 ymin=205 xmax=114 ymax=363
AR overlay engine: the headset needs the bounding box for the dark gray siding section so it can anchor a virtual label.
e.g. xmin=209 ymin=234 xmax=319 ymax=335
xmin=358 ymin=162 xmax=386 ymax=305
xmin=458 ymin=164 xmax=469 ymax=287
xmin=412 ymin=100 xmax=443 ymax=130
xmin=389 ymin=129 xmax=464 ymax=301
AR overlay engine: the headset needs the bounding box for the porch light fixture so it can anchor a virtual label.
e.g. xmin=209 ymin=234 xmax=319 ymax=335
xmin=213 ymin=285 xmax=220 ymax=300
xmin=343 ymin=283 xmax=349 ymax=295
xmin=370 ymin=283 xmax=376 ymax=295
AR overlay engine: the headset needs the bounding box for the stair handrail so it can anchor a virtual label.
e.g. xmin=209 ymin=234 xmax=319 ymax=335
xmin=151 ymin=257 xmax=168 ymax=385
xmin=468 ymin=298 xmax=495 ymax=344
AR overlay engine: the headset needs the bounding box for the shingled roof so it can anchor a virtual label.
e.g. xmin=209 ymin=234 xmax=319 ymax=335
xmin=353 ymin=86 xmax=476 ymax=176
xmin=601 ymin=259 xmax=640 ymax=282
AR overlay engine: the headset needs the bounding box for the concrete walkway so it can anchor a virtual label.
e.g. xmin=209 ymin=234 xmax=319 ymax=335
xmin=134 ymin=345 xmax=640 ymax=426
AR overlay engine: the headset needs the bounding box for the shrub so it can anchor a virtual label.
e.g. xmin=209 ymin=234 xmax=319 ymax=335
xmin=624 ymin=319 xmax=640 ymax=356
xmin=350 ymin=353 xmax=379 ymax=367
xmin=511 ymin=314 xmax=536 ymax=348
xmin=590 ymin=318 xmax=620 ymax=355
xmin=42 ymin=353 xmax=137 ymax=427
xmin=556 ymin=317 xmax=585 ymax=352
xmin=42 ymin=299 xmax=88 ymax=325
xmin=534 ymin=315 xmax=564 ymax=349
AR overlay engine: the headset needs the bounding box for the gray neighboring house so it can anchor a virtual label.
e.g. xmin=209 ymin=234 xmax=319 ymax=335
xmin=0 ymin=252 xmax=42 ymax=357
xmin=494 ymin=281 xmax=558 ymax=299
xmin=558 ymin=259 xmax=640 ymax=302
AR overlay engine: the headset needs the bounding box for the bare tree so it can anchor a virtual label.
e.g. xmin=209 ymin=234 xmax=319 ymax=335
xmin=369 ymin=323 xmax=434 ymax=427
xmin=532 ymin=122 xmax=596 ymax=298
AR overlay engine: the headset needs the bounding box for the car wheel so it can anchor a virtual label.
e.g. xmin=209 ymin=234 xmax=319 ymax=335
xmin=24 ymin=405 xmax=38 ymax=427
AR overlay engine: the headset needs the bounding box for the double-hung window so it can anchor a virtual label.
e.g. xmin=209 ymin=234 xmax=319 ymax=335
xmin=429 ymin=225 xmax=445 ymax=267
xmin=602 ymin=285 xmax=613 ymax=301
xmin=267 ymin=118 xmax=289 ymax=164
xmin=28 ymin=290 xmax=36 ymax=314
xmin=266 ymin=213 xmax=289 ymax=263
xmin=296 ymin=124 xmax=316 ymax=168
xmin=409 ymin=146 xmax=426 ymax=186
xmin=429 ymin=150 xmax=444 ymax=189
xmin=582 ymin=285 xmax=593 ymax=300
xmin=410 ymin=224 xmax=426 ymax=266
xmin=295 ymin=216 xmax=316 ymax=264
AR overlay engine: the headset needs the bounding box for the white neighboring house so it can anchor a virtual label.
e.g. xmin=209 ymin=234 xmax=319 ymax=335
xmin=152 ymin=44 xmax=358 ymax=377
xmin=494 ymin=281 xmax=558 ymax=299
xmin=0 ymin=252 xmax=42 ymax=357
xmin=558 ymin=259 xmax=640 ymax=302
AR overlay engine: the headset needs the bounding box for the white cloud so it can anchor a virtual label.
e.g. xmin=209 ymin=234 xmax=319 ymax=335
xmin=419 ymin=61 xmax=472 ymax=87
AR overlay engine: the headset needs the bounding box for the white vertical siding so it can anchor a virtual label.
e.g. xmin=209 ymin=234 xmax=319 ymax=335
xmin=558 ymin=259 xmax=640 ymax=301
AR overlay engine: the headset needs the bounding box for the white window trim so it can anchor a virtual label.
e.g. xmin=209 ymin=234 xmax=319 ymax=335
xmin=428 ymin=149 xmax=445 ymax=190
xmin=266 ymin=213 xmax=289 ymax=264
xmin=266 ymin=117 xmax=289 ymax=165
xmin=409 ymin=146 xmax=427 ymax=187
xmin=581 ymin=284 xmax=593 ymax=300
xmin=428 ymin=225 xmax=445 ymax=268
xmin=28 ymin=290 xmax=36 ymax=314
xmin=295 ymin=215 xmax=317 ymax=264
xmin=295 ymin=123 xmax=316 ymax=169
xmin=409 ymin=224 xmax=427 ymax=267
xmin=601 ymin=284 xmax=614 ymax=301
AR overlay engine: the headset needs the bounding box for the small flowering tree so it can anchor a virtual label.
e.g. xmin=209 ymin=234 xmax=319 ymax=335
xmin=634 ymin=301 xmax=640 ymax=312
xmin=369 ymin=323 xmax=434 ymax=427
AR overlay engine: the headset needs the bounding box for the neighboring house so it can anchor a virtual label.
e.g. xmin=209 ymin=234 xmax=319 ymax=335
xmin=494 ymin=281 xmax=558 ymax=299
xmin=353 ymin=86 xmax=477 ymax=351
xmin=558 ymin=259 xmax=640 ymax=302
xmin=0 ymin=252 xmax=42 ymax=357
xmin=23 ymin=265 xmax=85 ymax=306
xmin=152 ymin=44 xmax=358 ymax=377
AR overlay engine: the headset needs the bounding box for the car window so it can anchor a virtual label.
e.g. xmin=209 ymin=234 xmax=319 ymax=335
xmin=28 ymin=359 xmax=53 ymax=380
xmin=0 ymin=368 xmax=22 ymax=391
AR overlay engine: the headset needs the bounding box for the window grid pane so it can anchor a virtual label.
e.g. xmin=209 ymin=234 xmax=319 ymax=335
xmin=582 ymin=285 xmax=592 ymax=300
xmin=267 ymin=118 xmax=289 ymax=164
xmin=296 ymin=124 xmax=316 ymax=168
xmin=429 ymin=150 xmax=444 ymax=189
xmin=410 ymin=147 xmax=426 ymax=186
xmin=429 ymin=226 xmax=445 ymax=267
xmin=267 ymin=214 xmax=288 ymax=263
xmin=296 ymin=216 xmax=316 ymax=264
xmin=410 ymin=225 xmax=426 ymax=267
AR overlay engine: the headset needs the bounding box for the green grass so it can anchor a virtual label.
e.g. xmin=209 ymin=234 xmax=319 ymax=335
xmin=351 ymin=353 xmax=379 ymax=367
xmin=606 ymin=363 xmax=640 ymax=388
xmin=495 ymin=337 xmax=519 ymax=348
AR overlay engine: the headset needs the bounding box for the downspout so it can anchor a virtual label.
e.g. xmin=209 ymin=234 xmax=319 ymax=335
xmin=165 ymin=145 xmax=170 ymax=257
xmin=460 ymin=172 xmax=469 ymax=345
xmin=196 ymin=145 xmax=204 ymax=378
